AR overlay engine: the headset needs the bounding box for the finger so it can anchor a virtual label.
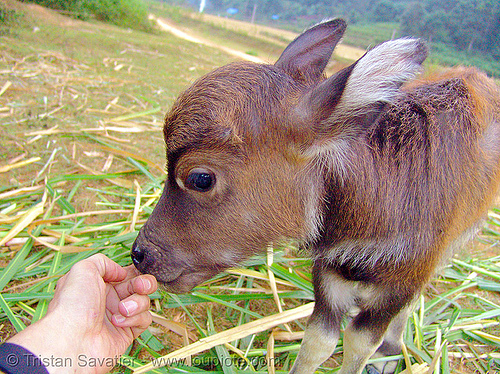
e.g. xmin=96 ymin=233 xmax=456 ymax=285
xmin=133 ymin=275 xmax=158 ymax=295
xmin=82 ymin=253 xmax=128 ymax=283
xmin=114 ymin=274 xmax=158 ymax=300
xmin=111 ymin=310 xmax=153 ymax=332
xmin=111 ymin=264 xmax=141 ymax=285
xmin=118 ymin=294 xmax=151 ymax=317
xmin=123 ymin=264 xmax=140 ymax=280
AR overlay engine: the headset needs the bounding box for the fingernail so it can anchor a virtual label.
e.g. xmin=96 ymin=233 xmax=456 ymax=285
xmin=122 ymin=300 xmax=138 ymax=316
xmin=141 ymin=277 xmax=152 ymax=291
xmin=113 ymin=314 xmax=126 ymax=324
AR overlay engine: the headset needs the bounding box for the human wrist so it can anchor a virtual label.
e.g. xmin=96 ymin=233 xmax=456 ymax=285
xmin=7 ymin=312 xmax=83 ymax=373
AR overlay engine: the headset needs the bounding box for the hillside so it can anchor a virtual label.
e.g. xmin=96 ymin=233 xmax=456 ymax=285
xmin=0 ymin=0 xmax=235 ymax=186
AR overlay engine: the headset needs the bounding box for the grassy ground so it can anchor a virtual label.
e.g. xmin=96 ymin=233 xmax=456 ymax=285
xmin=147 ymin=3 xmax=285 ymax=63
xmin=1 ymin=1 xmax=500 ymax=373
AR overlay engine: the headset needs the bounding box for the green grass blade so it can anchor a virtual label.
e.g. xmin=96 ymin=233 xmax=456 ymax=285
xmin=269 ymin=263 xmax=314 ymax=294
xmin=139 ymin=329 xmax=165 ymax=353
xmin=46 ymin=182 xmax=76 ymax=214
xmin=32 ymin=248 xmax=62 ymax=322
xmin=207 ymin=308 xmax=238 ymax=374
xmin=2 ymin=292 xmax=54 ymax=302
xmin=0 ymin=293 xmax=26 ymax=332
xmin=126 ymin=157 xmax=160 ymax=185
xmin=452 ymin=259 xmax=500 ymax=281
xmin=0 ymin=238 xmax=36 ymax=291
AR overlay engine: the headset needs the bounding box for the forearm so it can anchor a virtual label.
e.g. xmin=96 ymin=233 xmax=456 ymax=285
xmin=5 ymin=313 xmax=82 ymax=374
xmin=0 ymin=342 xmax=50 ymax=374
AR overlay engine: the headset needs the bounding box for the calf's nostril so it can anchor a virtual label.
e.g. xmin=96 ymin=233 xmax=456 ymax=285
xmin=131 ymin=241 xmax=145 ymax=266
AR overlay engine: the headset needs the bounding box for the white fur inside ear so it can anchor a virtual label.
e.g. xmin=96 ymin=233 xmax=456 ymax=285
xmin=335 ymin=38 xmax=427 ymax=115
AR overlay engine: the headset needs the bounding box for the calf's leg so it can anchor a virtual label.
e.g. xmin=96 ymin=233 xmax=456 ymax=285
xmin=291 ymin=262 xmax=417 ymax=374
xmin=338 ymin=287 xmax=415 ymax=374
xmin=290 ymin=268 xmax=355 ymax=374
xmin=367 ymin=303 xmax=415 ymax=374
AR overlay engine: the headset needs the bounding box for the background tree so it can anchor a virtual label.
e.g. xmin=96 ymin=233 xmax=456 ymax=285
xmin=371 ymin=0 xmax=402 ymax=22
xmin=419 ymin=10 xmax=450 ymax=44
xmin=399 ymin=2 xmax=424 ymax=37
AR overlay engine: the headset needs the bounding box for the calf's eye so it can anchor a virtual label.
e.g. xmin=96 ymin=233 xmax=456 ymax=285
xmin=185 ymin=168 xmax=216 ymax=192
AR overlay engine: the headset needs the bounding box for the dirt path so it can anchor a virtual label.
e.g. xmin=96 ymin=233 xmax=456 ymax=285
xmin=150 ymin=14 xmax=365 ymax=64
xmin=151 ymin=15 xmax=266 ymax=63
xmin=198 ymin=13 xmax=366 ymax=61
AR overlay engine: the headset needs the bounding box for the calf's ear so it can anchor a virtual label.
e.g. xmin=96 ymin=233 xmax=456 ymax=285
xmin=275 ymin=19 xmax=347 ymax=82
xmin=327 ymin=38 xmax=428 ymax=119
xmin=294 ymin=38 xmax=428 ymax=153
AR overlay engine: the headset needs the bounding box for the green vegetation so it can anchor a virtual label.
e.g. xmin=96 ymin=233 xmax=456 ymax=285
xmin=343 ymin=22 xmax=399 ymax=49
xmin=169 ymin=0 xmax=500 ymax=77
xmin=0 ymin=2 xmax=24 ymax=35
xmin=19 ymin=0 xmax=154 ymax=31
xmin=399 ymin=0 xmax=500 ymax=78
xmin=0 ymin=4 xmax=22 ymax=24
xmin=1 ymin=2 xmax=500 ymax=373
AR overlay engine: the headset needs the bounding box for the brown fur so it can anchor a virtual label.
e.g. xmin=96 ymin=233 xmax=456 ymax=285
xmin=132 ymin=20 xmax=500 ymax=374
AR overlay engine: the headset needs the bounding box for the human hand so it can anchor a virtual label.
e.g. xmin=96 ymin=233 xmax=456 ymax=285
xmin=8 ymin=253 xmax=158 ymax=374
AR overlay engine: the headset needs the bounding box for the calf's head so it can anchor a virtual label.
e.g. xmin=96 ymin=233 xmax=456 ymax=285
xmin=131 ymin=19 xmax=427 ymax=293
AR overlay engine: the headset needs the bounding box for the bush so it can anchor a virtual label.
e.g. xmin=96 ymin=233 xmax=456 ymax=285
xmin=0 ymin=3 xmax=24 ymax=35
xmin=20 ymin=0 xmax=153 ymax=31
xmin=85 ymin=0 xmax=151 ymax=30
